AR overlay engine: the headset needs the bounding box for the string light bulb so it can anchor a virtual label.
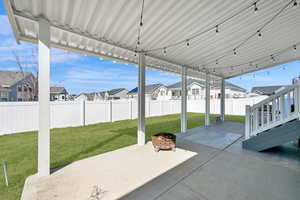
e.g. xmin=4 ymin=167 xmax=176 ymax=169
xmin=215 ymin=25 xmax=219 ymax=34
xmin=293 ymin=0 xmax=298 ymax=7
xmin=163 ymin=47 xmax=167 ymax=55
xmin=186 ymin=39 xmax=190 ymax=47
xmin=293 ymin=45 xmax=297 ymax=52
xmin=271 ymin=55 xmax=275 ymax=62
xmin=216 ymin=59 xmax=218 ymax=65
xmin=257 ymin=30 xmax=262 ymax=38
xmin=254 ymin=2 xmax=258 ymax=12
xmin=233 ymin=48 xmax=237 ymax=56
xmin=134 ymin=50 xmax=137 ymax=57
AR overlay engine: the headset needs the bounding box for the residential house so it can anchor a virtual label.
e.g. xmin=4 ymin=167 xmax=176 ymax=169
xmin=251 ymin=85 xmax=291 ymax=96
xmin=167 ymin=79 xmax=247 ymax=100
xmin=0 ymin=71 xmax=36 ymax=102
xmin=50 ymin=87 xmax=68 ymax=101
xmin=75 ymin=88 xmax=128 ymax=101
xmin=106 ymin=88 xmax=128 ymax=100
xmin=128 ymin=84 xmax=170 ymax=100
xmin=75 ymin=92 xmax=107 ymax=101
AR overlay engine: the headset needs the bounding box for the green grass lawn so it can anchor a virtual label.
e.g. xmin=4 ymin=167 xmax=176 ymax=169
xmin=0 ymin=113 xmax=244 ymax=200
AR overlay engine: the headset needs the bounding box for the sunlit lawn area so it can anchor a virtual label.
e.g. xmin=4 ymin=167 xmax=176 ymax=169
xmin=0 ymin=112 xmax=244 ymax=200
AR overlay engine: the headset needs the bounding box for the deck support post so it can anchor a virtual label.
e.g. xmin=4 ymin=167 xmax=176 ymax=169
xmin=220 ymin=78 xmax=225 ymax=121
xmin=38 ymin=18 xmax=51 ymax=176
xmin=181 ymin=66 xmax=187 ymax=133
xmin=137 ymin=53 xmax=146 ymax=145
xmin=205 ymin=73 xmax=210 ymax=126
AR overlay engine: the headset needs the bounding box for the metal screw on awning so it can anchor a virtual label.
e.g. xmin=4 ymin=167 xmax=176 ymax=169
xmin=3 ymin=161 xmax=9 ymax=186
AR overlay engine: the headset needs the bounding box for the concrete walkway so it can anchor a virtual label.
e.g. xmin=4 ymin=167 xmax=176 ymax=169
xmin=22 ymin=122 xmax=300 ymax=200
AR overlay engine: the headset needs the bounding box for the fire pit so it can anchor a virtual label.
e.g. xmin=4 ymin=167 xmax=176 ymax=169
xmin=152 ymin=133 xmax=176 ymax=152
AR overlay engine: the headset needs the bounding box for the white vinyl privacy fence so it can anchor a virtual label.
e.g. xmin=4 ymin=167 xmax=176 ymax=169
xmin=0 ymin=97 xmax=266 ymax=135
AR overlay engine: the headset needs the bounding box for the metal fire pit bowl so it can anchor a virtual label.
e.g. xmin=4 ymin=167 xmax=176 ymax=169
xmin=152 ymin=132 xmax=176 ymax=152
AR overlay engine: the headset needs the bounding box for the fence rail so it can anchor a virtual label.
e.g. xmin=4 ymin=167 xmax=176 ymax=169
xmin=0 ymin=97 xmax=266 ymax=135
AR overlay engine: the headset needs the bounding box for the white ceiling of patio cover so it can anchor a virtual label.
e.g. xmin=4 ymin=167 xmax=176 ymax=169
xmin=5 ymin=0 xmax=300 ymax=80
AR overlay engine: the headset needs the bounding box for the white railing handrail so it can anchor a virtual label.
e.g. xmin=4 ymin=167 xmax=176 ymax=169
xmin=245 ymin=81 xmax=300 ymax=139
xmin=252 ymin=84 xmax=297 ymax=110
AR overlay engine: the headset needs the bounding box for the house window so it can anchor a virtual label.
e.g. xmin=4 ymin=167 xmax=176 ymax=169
xmin=62 ymin=95 xmax=65 ymax=100
xmin=29 ymin=87 xmax=32 ymax=92
xmin=18 ymin=86 xmax=22 ymax=92
xmin=0 ymin=91 xmax=8 ymax=98
xmin=18 ymin=98 xmax=23 ymax=101
xmin=23 ymin=86 xmax=27 ymax=92
xmin=192 ymin=89 xmax=199 ymax=95
xmin=160 ymin=91 xmax=165 ymax=96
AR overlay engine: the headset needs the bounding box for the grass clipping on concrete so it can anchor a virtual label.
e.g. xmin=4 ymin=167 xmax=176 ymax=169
xmin=0 ymin=113 xmax=244 ymax=200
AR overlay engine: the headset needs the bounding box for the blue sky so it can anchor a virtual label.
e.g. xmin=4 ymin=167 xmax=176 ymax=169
xmin=0 ymin=2 xmax=299 ymax=94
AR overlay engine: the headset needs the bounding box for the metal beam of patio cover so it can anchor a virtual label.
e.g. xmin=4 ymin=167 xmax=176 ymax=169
xmin=181 ymin=67 xmax=187 ymax=133
xmin=137 ymin=53 xmax=146 ymax=145
xmin=38 ymin=18 xmax=50 ymax=176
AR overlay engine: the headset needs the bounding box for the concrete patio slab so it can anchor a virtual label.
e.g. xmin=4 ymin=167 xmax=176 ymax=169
xmin=22 ymin=143 xmax=197 ymax=200
xmin=22 ymin=121 xmax=300 ymax=200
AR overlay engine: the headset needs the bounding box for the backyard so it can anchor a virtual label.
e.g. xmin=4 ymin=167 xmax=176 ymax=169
xmin=0 ymin=113 xmax=244 ymax=200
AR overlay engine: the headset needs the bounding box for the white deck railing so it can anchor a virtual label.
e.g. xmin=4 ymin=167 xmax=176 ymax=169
xmin=245 ymin=82 xmax=300 ymax=139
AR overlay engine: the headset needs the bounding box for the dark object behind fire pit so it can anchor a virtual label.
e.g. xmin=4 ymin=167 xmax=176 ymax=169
xmin=152 ymin=133 xmax=176 ymax=152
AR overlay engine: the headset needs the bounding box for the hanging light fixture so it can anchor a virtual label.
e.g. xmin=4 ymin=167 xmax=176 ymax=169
xmin=271 ymin=55 xmax=276 ymax=62
xmin=186 ymin=39 xmax=190 ymax=47
xmin=215 ymin=25 xmax=219 ymax=34
xmin=254 ymin=2 xmax=258 ymax=12
xmin=293 ymin=45 xmax=297 ymax=52
xmin=257 ymin=30 xmax=262 ymax=38
xmin=293 ymin=0 xmax=298 ymax=7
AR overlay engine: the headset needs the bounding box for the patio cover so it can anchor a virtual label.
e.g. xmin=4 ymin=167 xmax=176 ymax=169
xmin=5 ymin=0 xmax=300 ymax=80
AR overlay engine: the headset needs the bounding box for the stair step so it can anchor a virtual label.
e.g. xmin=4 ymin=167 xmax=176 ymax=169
xmin=243 ymin=120 xmax=300 ymax=151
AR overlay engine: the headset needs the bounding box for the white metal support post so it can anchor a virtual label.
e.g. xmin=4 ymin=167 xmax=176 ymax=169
xmin=205 ymin=73 xmax=210 ymax=126
xmin=181 ymin=67 xmax=187 ymax=133
xmin=137 ymin=53 xmax=146 ymax=145
xmin=38 ymin=18 xmax=50 ymax=176
xmin=220 ymin=78 xmax=225 ymax=121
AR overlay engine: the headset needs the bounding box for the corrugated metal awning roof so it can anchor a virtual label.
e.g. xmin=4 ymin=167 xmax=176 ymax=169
xmin=4 ymin=0 xmax=300 ymax=81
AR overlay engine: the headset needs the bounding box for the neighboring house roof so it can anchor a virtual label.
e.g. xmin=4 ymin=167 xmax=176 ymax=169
xmin=0 ymin=71 xmax=33 ymax=87
xmin=128 ymin=84 xmax=164 ymax=95
xmin=251 ymin=85 xmax=290 ymax=96
xmin=76 ymin=92 xmax=108 ymax=101
xmin=50 ymin=87 xmax=68 ymax=94
xmin=107 ymin=88 xmax=127 ymax=95
xmin=76 ymin=93 xmax=97 ymax=101
xmin=167 ymin=79 xmax=246 ymax=92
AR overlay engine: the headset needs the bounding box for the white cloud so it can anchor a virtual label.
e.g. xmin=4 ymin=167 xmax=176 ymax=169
xmin=0 ymin=15 xmax=12 ymax=35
